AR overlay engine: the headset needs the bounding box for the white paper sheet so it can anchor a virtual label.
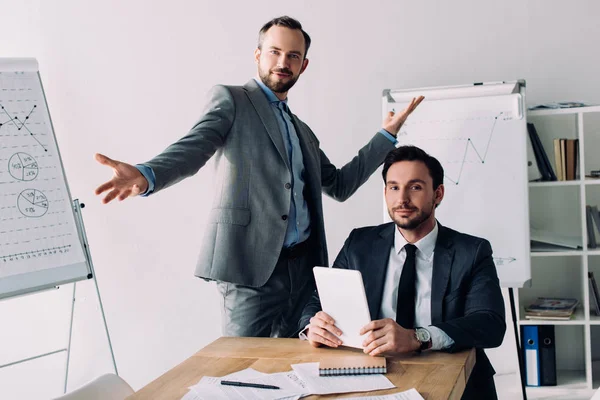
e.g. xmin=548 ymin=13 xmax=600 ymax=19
xmin=184 ymin=368 xmax=306 ymax=400
xmin=291 ymin=362 xmax=395 ymax=395
xmin=339 ymin=388 xmax=424 ymax=400
xmin=0 ymin=65 xmax=86 ymax=277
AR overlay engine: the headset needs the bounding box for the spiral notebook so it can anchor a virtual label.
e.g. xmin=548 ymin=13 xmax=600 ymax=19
xmin=319 ymin=356 xmax=387 ymax=376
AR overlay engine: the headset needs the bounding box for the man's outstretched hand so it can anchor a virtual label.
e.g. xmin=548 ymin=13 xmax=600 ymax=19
xmin=94 ymin=153 xmax=149 ymax=204
xmin=382 ymin=96 xmax=425 ymax=136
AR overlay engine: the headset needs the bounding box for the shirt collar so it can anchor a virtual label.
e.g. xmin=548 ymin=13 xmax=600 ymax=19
xmin=394 ymin=221 xmax=438 ymax=259
xmin=254 ymin=77 xmax=287 ymax=104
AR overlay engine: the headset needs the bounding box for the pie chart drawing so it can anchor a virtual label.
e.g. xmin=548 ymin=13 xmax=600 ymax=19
xmin=17 ymin=189 xmax=49 ymax=217
xmin=9 ymin=152 xmax=39 ymax=181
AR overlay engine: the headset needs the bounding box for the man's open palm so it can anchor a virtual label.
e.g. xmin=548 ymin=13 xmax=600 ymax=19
xmin=383 ymin=96 xmax=425 ymax=136
xmin=94 ymin=153 xmax=149 ymax=204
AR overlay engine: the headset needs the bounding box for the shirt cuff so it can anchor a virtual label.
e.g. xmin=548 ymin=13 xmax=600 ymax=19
xmin=427 ymin=325 xmax=455 ymax=351
xmin=298 ymin=324 xmax=310 ymax=341
xmin=135 ymin=164 xmax=156 ymax=196
xmin=378 ymin=129 xmax=397 ymax=144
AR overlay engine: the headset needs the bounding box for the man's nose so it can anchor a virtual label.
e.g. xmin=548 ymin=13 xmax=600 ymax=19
xmin=397 ymin=190 xmax=411 ymax=205
xmin=277 ymin=54 xmax=290 ymax=69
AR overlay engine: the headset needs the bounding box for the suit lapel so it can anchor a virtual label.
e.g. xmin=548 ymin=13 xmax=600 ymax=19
xmin=364 ymin=224 xmax=395 ymax=320
xmin=431 ymin=223 xmax=455 ymax=325
xmin=243 ymin=80 xmax=290 ymax=170
xmin=291 ymin=115 xmax=319 ymax=186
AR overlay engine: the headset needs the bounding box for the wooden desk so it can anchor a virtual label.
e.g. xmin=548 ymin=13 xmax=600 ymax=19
xmin=128 ymin=337 xmax=475 ymax=400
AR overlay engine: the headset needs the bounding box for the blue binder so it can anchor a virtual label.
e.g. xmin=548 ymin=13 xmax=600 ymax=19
xmin=522 ymin=325 xmax=540 ymax=386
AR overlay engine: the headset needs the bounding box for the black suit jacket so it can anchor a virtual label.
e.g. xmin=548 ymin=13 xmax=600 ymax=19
xmin=300 ymin=222 xmax=506 ymax=399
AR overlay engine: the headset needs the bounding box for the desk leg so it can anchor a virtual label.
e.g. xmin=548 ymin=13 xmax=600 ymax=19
xmin=509 ymin=287 xmax=527 ymax=400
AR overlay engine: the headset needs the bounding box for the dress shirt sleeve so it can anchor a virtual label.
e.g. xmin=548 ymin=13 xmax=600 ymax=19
xmin=427 ymin=325 xmax=455 ymax=350
xmin=378 ymin=129 xmax=398 ymax=144
xmin=135 ymin=164 xmax=156 ymax=196
xmin=298 ymin=324 xmax=310 ymax=341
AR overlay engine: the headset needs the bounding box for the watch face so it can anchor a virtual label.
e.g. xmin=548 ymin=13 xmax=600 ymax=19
xmin=416 ymin=328 xmax=431 ymax=342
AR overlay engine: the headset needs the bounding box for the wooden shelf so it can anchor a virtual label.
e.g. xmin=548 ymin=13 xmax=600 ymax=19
xmin=528 ymin=105 xmax=600 ymax=116
xmin=526 ymin=369 xmax=588 ymax=390
xmin=585 ymin=178 xmax=600 ymax=185
xmin=530 ymin=250 xmax=583 ymax=257
xmin=529 ymin=180 xmax=581 ymax=187
xmin=590 ymin=314 xmax=600 ymax=325
xmin=519 ymin=105 xmax=600 ymax=393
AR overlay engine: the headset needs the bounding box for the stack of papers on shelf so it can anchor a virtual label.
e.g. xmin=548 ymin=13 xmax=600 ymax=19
xmin=182 ymin=362 xmax=396 ymax=400
xmin=524 ymin=297 xmax=579 ymax=320
xmin=528 ymin=102 xmax=590 ymax=110
xmin=530 ymin=228 xmax=581 ymax=251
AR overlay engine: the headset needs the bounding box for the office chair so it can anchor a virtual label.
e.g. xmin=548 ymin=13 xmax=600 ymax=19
xmin=52 ymin=373 xmax=134 ymax=400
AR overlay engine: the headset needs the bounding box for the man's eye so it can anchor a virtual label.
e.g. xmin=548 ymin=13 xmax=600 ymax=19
xmin=411 ymin=186 xmax=422 ymax=190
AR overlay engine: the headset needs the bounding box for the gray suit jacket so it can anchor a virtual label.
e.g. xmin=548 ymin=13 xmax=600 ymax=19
xmin=300 ymin=222 xmax=506 ymax=399
xmin=144 ymin=79 xmax=395 ymax=287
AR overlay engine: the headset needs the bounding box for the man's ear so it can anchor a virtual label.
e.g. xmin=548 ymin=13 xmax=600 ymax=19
xmin=300 ymin=58 xmax=309 ymax=74
xmin=434 ymin=184 xmax=445 ymax=206
xmin=254 ymin=48 xmax=261 ymax=64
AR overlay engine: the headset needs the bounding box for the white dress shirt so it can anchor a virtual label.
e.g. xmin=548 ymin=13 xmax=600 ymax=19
xmin=379 ymin=222 xmax=454 ymax=350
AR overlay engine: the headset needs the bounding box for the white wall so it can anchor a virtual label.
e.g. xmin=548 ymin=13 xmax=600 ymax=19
xmin=1 ymin=0 xmax=599 ymax=398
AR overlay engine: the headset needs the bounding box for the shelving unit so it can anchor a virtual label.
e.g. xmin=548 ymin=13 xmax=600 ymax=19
xmin=516 ymin=105 xmax=600 ymax=395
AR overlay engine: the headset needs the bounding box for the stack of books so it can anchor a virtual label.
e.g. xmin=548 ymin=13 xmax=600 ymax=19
xmin=553 ymin=138 xmax=579 ymax=181
xmin=524 ymin=297 xmax=578 ymax=320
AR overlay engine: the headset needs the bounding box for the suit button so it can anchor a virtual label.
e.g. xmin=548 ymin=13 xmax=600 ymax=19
xmin=282 ymin=215 xmax=288 ymax=221
xmin=285 ymin=183 xmax=291 ymax=189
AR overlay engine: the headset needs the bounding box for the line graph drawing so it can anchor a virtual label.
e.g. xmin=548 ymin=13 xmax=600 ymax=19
xmin=494 ymin=257 xmax=517 ymax=266
xmin=401 ymin=111 xmax=511 ymax=185
xmin=8 ymin=152 xmax=38 ymax=181
xmin=0 ymin=103 xmax=47 ymax=151
xmin=17 ymin=189 xmax=48 ymax=217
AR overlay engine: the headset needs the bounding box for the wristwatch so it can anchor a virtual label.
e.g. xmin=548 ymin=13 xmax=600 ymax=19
xmin=415 ymin=327 xmax=432 ymax=351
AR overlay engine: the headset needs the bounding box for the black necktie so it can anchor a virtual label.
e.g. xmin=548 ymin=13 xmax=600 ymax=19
xmin=396 ymin=244 xmax=417 ymax=329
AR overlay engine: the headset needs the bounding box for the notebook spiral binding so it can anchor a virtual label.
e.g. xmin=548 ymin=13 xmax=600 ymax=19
xmin=319 ymin=366 xmax=387 ymax=376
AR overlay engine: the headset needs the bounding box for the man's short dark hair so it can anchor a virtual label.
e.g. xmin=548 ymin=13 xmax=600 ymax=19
xmin=382 ymin=146 xmax=444 ymax=190
xmin=258 ymin=16 xmax=311 ymax=59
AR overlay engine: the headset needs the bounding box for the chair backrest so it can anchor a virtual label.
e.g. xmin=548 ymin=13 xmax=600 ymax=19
xmin=52 ymin=373 xmax=134 ymax=400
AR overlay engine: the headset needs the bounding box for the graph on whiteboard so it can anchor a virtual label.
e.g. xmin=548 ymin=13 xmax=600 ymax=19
xmin=384 ymin=92 xmax=530 ymax=287
xmin=0 ymin=68 xmax=86 ymax=278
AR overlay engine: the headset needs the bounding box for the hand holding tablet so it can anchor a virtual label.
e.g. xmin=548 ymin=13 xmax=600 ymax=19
xmin=310 ymin=267 xmax=372 ymax=349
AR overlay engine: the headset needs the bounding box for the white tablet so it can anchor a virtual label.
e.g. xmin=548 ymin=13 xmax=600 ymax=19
xmin=313 ymin=267 xmax=372 ymax=349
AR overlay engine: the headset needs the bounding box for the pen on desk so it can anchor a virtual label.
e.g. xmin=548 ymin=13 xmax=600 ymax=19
xmin=220 ymin=380 xmax=280 ymax=390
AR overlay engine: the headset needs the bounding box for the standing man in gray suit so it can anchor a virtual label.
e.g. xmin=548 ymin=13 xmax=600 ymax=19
xmin=301 ymin=146 xmax=505 ymax=399
xmin=94 ymin=16 xmax=423 ymax=338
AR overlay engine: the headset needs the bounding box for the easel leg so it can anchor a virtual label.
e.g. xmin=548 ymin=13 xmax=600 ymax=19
xmin=509 ymin=287 xmax=527 ymax=400
xmin=63 ymin=282 xmax=77 ymax=393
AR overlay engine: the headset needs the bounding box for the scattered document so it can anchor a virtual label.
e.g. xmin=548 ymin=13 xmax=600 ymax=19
xmin=339 ymin=388 xmax=424 ymax=399
xmin=291 ymin=362 xmax=395 ymax=395
xmin=183 ymin=368 xmax=306 ymax=400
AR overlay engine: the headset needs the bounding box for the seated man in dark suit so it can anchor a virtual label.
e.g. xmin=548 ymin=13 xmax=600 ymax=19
xmin=299 ymin=145 xmax=506 ymax=400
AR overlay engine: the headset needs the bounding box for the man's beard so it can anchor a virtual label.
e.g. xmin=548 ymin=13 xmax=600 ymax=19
xmin=388 ymin=202 xmax=434 ymax=230
xmin=259 ymin=66 xmax=299 ymax=93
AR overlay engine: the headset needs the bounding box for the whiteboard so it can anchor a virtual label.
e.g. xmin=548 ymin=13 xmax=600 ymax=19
xmin=0 ymin=58 xmax=90 ymax=299
xmin=382 ymin=81 xmax=531 ymax=288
